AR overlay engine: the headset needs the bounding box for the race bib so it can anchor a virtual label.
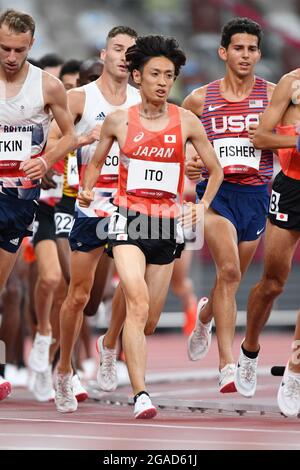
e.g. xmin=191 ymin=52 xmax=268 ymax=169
xmin=39 ymin=174 xmax=64 ymax=201
xmin=100 ymin=141 xmax=119 ymax=180
xmin=67 ymin=155 xmax=79 ymax=187
xmin=0 ymin=132 xmax=32 ymax=165
xmin=213 ymin=137 xmax=262 ymax=175
xmin=108 ymin=212 xmax=127 ymax=235
xmin=127 ymin=159 xmax=180 ymax=198
xmin=54 ymin=212 xmax=74 ymax=235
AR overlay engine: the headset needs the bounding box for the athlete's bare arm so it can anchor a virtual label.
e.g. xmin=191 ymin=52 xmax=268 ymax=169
xmin=182 ymin=86 xmax=208 ymax=180
xmin=248 ymin=81 xmax=277 ymax=153
xmin=78 ymin=109 xmax=125 ymax=207
xmin=182 ymin=109 xmax=223 ymax=208
xmin=46 ymin=86 xmax=85 ymax=150
xmin=252 ymin=71 xmax=300 ymax=149
xmin=21 ymin=73 xmax=76 ymax=180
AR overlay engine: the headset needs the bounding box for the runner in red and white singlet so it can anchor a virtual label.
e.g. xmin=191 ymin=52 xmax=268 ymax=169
xmin=238 ymin=67 xmax=300 ymax=412
xmin=79 ymin=35 xmax=223 ymax=418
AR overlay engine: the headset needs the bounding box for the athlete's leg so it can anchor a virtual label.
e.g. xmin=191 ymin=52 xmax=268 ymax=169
xmin=49 ymin=276 xmax=68 ymax=364
xmin=56 ymin=238 xmax=71 ymax=283
xmin=144 ymin=262 xmax=174 ymax=336
xmin=0 ymin=261 xmax=23 ymax=365
xmin=0 ymin=248 xmax=18 ymax=293
xmin=84 ymin=252 xmax=114 ymax=317
xmin=197 ymin=211 xmax=241 ymax=369
xmin=103 ymin=283 xmax=126 ymax=349
xmin=34 ymin=240 xmax=62 ymax=336
xmin=58 ymin=248 xmax=104 ymax=374
xmin=112 ymin=245 xmax=148 ymax=394
xmin=244 ymin=221 xmax=300 ymax=352
xmin=289 ymin=311 xmax=300 ymax=373
xmin=171 ymin=251 xmax=197 ymax=335
xmin=200 ymin=237 xmax=260 ymax=326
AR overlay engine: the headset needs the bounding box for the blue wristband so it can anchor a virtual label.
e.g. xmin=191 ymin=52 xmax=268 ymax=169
xmin=297 ymin=135 xmax=300 ymax=153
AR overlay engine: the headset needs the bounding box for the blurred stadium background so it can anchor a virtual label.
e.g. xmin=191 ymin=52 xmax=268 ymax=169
xmin=1 ymin=0 xmax=299 ymax=328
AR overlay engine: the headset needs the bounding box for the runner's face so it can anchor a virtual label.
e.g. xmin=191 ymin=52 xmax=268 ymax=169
xmin=61 ymin=72 xmax=79 ymax=90
xmin=102 ymin=34 xmax=135 ymax=79
xmin=78 ymin=63 xmax=103 ymax=86
xmin=219 ymin=33 xmax=261 ymax=78
xmin=0 ymin=24 xmax=33 ymax=75
xmin=135 ymin=56 xmax=175 ymax=104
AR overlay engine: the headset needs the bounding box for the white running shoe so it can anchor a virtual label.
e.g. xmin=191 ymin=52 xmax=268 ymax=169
xmin=82 ymin=358 xmax=96 ymax=380
xmin=187 ymin=297 xmax=212 ymax=361
xmin=72 ymin=374 xmax=88 ymax=402
xmin=0 ymin=376 xmax=11 ymax=401
xmin=116 ymin=360 xmax=129 ymax=386
xmin=235 ymin=343 xmax=258 ymax=397
xmin=33 ymin=365 xmax=53 ymax=402
xmin=277 ymin=365 xmax=300 ymax=417
xmin=134 ymin=393 xmax=157 ymax=419
xmin=219 ymin=363 xmax=237 ymax=393
xmin=55 ymin=372 xmax=78 ymax=413
xmin=28 ymin=333 xmax=52 ymax=373
xmin=96 ymin=335 xmax=117 ymax=392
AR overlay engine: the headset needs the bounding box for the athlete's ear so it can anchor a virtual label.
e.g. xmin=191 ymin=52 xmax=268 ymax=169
xmin=132 ymin=69 xmax=141 ymax=85
xmin=218 ymin=46 xmax=227 ymax=62
xmin=100 ymin=48 xmax=106 ymax=62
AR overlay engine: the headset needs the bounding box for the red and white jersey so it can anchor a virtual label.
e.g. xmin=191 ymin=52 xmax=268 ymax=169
xmin=0 ymin=64 xmax=51 ymax=199
xmin=115 ymin=103 xmax=185 ymax=218
xmin=276 ymin=124 xmax=300 ymax=180
xmin=201 ymin=76 xmax=273 ymax=185
xmin=75 ymin=82 xmax=140 ymax=218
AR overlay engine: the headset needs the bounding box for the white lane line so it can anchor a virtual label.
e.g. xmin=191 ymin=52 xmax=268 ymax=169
xmin=0 ymin=416 xmax=299 ymax=434
xmin=0 ymin=433 xmax=299 ymax=448
xmin=150 ymin=384 xmax=272 ymax=397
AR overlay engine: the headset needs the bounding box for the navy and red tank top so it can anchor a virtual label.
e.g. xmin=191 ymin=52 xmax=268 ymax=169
xmin=201 ymin=76 xmax=273 ymax=185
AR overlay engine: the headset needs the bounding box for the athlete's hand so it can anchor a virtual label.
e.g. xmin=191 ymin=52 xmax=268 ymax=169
xmin=20 ymin=157 xmax=48 ymax=180
xmin=78 ymin=124 xmax=102 ymax=146
xmin=248 ymin=123 xmax=259 ymax=144
xmin=41 ymin=169 xmax=58 ymax=190
xmin=248 ymin=113 xmax=262 ymax=144
xmin=185 ymin=155 xmax=204 ymax=181
xmin=179 ymin=201 xmax=207 ymax=228
xmin=77 ymin=189 xmax=94 ymax=207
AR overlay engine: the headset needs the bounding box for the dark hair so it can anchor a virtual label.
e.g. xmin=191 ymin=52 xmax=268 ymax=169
xmin=39 ymin=53 xmax=64 ymax=70
xmin=59 ymin=59 xmax=81 ymax=79
xmin=78 ymin=58 xmax=103 ymax=86
xmin=126 ymin=35 xmax=186 ymax=78
xmin=221 ymin=17 xmax=262 ymax=49
xmin=106 ymin=26 xmax=138 ymax=43
xmin=0 ymin=9 xmax=35 ymax=36
xmin=27 ymin=57 xmax=40 ymax=67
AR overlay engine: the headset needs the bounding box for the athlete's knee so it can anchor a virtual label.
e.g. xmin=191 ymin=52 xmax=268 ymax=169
xmin=218 ymin=262 xmax=241 ymax=284
xmin=5 ymin=277 xmax=22 ymax=299
xmin=38 ymin=270 xmax=61 ymax=292
xmin=66 ymin=285 xmax=91 ymax=312
xmin=126 ymin=297 xmax=149 ymax=325
xmin=261 ymin=275 xmax=285 ymax=299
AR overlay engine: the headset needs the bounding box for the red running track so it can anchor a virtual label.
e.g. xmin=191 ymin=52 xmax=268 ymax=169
xmin=0 ymin=331 xmax=299 ymax=450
